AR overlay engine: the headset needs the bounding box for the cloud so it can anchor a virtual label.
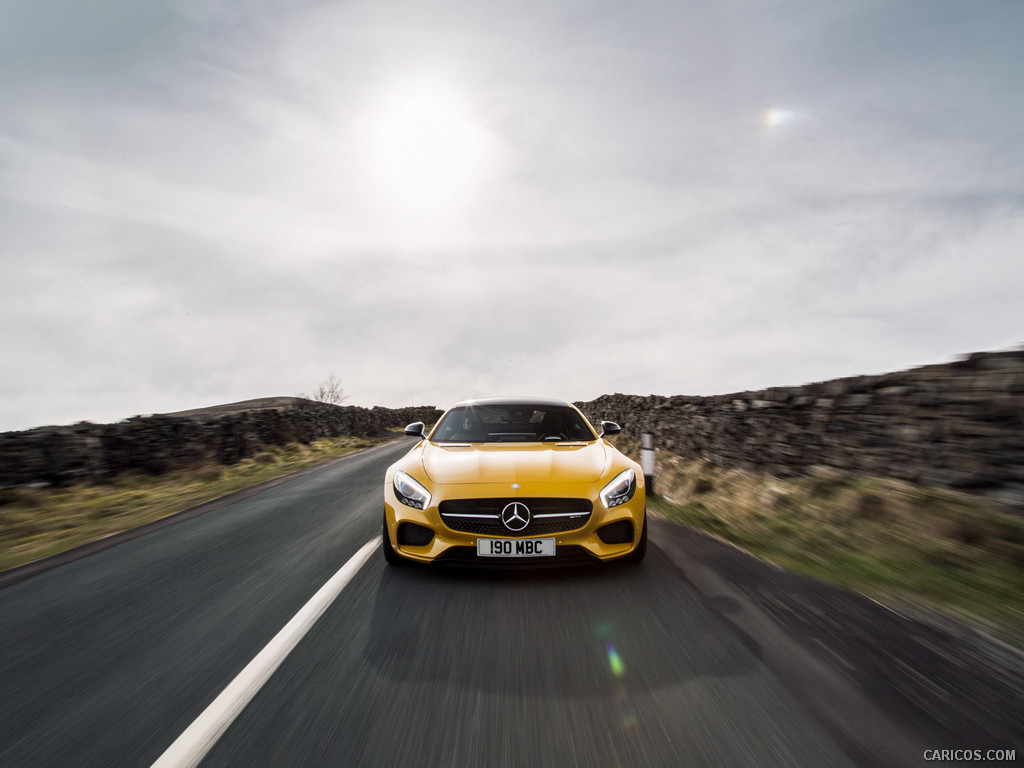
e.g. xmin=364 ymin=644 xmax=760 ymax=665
xmin=0 ymin=0 xmax=1021 ymax=430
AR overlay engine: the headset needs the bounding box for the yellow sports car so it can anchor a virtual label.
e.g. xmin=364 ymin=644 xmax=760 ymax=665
xmin=382 ymin=397 xmax=646 ymax=565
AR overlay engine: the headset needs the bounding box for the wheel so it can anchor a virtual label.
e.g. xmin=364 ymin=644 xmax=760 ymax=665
xmin=623 ymin=512 xmax=647 ymax=563
xmin=382 ymin=514 xmax=404 ymax=566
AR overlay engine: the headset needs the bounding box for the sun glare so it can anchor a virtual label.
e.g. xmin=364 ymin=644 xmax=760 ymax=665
xmin=763 ymin=107 xmax=795 ymax=128
xmin=358 ymin=78 xmax=494 ymax=216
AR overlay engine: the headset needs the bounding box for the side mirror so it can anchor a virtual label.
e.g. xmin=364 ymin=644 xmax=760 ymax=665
xmin=404 ymin=422 xmax=427 ymax=438
xmin=600 ymin=421 xmax=621 ymax=436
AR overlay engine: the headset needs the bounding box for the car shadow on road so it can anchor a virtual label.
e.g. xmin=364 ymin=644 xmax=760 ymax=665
xmin=362 ymin=545 xmax=757 ymax=698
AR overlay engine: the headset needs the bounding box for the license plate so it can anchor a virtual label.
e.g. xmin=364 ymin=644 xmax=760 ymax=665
xmin=477 ymin=538 xmax=556 ymax=557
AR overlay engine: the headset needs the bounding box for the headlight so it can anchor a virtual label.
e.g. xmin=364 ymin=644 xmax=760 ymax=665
xmin=600 ymin=468 xmax=636 ymax=508
xmin=394 ymin=470 xmax=431 ymax=510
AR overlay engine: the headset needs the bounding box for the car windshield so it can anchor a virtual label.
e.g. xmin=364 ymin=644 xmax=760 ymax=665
xmin=430 ymin=404 xmax=596 ymax=443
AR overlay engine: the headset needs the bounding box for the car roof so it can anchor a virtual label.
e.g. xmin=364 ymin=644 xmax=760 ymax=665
xmin=450 ymin=396 xmax=575 ymax=408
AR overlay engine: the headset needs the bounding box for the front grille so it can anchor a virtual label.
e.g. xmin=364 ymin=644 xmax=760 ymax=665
xmin=439 ymin=497 xmax=592 ymax=537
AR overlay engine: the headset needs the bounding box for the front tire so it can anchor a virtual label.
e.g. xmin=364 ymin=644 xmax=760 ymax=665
xmin=623 ymin=512 xmax=647 ymax=563
xmin=382 ymin=514 xmax=404 ymax=566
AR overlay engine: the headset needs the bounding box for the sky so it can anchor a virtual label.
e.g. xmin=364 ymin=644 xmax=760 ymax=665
xmin=1 ymin=0 xmax=1022 ymax=431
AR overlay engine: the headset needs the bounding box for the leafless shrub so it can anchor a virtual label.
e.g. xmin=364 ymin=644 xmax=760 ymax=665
xmin=298 ymin=373 xmax=347 ymax=406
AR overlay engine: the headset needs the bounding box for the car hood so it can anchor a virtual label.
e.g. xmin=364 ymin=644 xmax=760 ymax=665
xmin=419 ymin=441 xmax=608 ymax=485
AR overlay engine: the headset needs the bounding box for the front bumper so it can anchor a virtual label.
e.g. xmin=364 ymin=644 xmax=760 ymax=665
xmin=383 ymin=480 xmax=646 ymax=564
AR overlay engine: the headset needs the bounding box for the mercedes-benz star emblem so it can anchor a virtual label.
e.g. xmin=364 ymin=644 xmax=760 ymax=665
xmin=500 ymin=501 xmax=531 ymax=532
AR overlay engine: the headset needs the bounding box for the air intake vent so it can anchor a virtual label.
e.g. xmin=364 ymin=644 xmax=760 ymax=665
xmin=397 ymin=522 xmax=435 ymax=547
xmin=596 ymin=519 xmax=633 ymax=544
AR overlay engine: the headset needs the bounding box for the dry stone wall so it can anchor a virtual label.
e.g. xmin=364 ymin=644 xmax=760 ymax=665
xmin=576 ymin=349 xmax=1024 ymax=510
xmin=0 ymin=403 xmax=442 ymax=488
xmin=4 ymin=349 xmax=1022 ymax=508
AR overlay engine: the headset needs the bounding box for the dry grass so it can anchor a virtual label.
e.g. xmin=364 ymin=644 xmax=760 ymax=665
xmin=0 ymin=436 xmax=388 ymax=572
xmin=610 ymin=437 xmax=1024 ymax=645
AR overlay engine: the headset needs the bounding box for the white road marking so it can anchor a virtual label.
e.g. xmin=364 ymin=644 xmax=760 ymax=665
xmin=150 ymin=537 xmax=380 ymax=768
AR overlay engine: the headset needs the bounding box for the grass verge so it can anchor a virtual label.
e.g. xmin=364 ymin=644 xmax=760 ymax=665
xmin=614 ymin=439 xmax=1024 ymax=646
xmin=0 ymin=435 xmax=389 ymax=573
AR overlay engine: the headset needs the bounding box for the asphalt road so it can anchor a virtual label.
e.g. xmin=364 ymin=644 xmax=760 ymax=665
xmin=0 ymin=439 xmax=943 ymax=767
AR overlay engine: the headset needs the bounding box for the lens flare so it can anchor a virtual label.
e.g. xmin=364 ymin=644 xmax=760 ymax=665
xmin=606 ymin=642 xmax=625 ymax=677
